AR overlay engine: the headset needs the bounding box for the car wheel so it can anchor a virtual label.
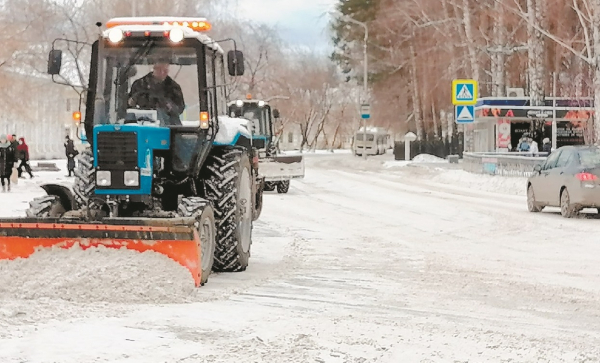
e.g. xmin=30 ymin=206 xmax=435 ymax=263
xmin=560 ymin=188 xmax=579 ymax=218
xmin=527 ymin=184 xmax=543 ymax=212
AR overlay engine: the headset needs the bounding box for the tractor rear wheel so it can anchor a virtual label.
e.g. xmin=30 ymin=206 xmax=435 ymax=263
xmin=277 ymin=180 xmax=290 ymax=194
xmin=178 ymin=197 xmax=216 ymax=285
xmin=201 ymin=147 xmax=253 ymax=272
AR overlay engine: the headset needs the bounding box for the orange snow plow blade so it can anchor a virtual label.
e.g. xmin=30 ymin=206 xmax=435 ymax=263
xmin=0 ymin=217 xmax=203 ymax=287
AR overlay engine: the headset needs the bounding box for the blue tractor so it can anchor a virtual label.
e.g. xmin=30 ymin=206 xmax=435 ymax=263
xmin=227 ymin=97 xmax=304 ymax=194
xmin=0 ymin=17 xmax=265 ymax=287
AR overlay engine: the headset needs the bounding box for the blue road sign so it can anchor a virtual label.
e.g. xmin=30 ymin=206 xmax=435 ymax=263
xmin=452 ymin=79 xmax=478 ymax=105
xmin=455 ymin=105 xmax=475 ymax=124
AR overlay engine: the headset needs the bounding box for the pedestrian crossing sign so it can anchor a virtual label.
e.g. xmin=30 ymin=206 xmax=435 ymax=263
xmin=452 ymin=79 xmax=477 ymax=105
xmin=455 ymin=105 xmax=474 ymax=124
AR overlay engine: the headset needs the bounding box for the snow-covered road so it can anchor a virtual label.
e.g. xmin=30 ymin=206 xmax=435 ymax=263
xmin=2 ymin=154 xmax=600 ymax=362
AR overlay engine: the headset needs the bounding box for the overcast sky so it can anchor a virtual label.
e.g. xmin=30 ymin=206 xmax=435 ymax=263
xmin=233 ymin=0 xmax=337 ymax=53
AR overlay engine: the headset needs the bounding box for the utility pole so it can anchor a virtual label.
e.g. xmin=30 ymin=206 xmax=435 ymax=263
xmin=331 ymin=11 xmax=369 ymax=159
xmin=552 ymin=72 xmax=557 ymax=151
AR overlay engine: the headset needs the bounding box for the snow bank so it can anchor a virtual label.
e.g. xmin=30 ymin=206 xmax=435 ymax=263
xmin=381 ymin=154 xmax=445 ymax=170
xmin=399 ymin=154 xmax=527 ymax=196
xmin=412 ymin=153 xmax=446 ymax=163
xmin=382 ymin=160 xmax=412 ymax=168
xmin=429 ymin=168 xmax=527 ymax=196
xmin=0 ymin=245 xmax=197 ymax=304
xmin=383 ymin=154 xmax=446 ymax=168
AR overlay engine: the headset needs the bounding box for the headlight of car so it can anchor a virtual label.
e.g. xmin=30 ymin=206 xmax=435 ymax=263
xmin=124 ymin=171 xmax=139 ymax=186
xmin=96 ymin=170 xmax=111 ymax=186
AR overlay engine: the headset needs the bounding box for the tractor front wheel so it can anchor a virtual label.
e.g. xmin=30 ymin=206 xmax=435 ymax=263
xmin=26 ymin=195 xmax=66 ymax=218
xmin=73 ymin=149 xmax=95 ymax=208
xmin=201 ymin=147 xmax=253 ymax=272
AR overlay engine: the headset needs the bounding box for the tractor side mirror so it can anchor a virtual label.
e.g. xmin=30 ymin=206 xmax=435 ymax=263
xmin=48 ymin=49 xmax=63 ymax=75
xmin=272 ymin=109 xmax=280 ymax=119
xmin=227 ymin=50 xmax=245 ymax=76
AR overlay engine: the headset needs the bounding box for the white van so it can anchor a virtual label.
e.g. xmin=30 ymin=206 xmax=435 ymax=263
xmin=353 ymin=127 xmax=390 ymax=156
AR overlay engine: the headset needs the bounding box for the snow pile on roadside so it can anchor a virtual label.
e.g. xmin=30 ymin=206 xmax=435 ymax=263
xmin=0 ymin=245 xmax=197 ymax=304
xmin=382 ymin=160 xmax=412 ymax=168
xmin=412 ymin=153 xmax=446 ymax=163
xmin=430 ymin=168 xmax=527 ymax=196
xmin=383 ymin=154 xmax=446 ymax=168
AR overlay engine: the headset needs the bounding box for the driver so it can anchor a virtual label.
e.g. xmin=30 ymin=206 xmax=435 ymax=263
xmin=128 ymin=60 xmax=185 ymax=126
xmin=243 ymin=111 xmax=260 ymax=134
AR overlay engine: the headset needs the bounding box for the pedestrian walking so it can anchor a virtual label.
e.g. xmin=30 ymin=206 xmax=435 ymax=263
xmin=0 ymin=134 xmax=16 ymax=192
xmin=64 ymin=135 xmax=78 ymax=177
xmin=16 ymin=137 xmax=33 ymax=178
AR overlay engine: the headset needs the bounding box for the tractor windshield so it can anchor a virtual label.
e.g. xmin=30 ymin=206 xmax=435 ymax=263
xmin=230 ymin=103 xmax=270 ymax=136
xmin=93 ymin=41 xmax=201 ymax=127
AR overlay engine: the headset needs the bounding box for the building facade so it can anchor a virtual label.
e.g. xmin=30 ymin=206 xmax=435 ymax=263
xmin=0 ymin=71 xmax=82 ymax=160
xmin=465 ymin=97 xmax=594 ymax=152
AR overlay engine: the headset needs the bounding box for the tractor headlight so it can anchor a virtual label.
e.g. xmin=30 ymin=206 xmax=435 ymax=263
xmin=124 ymin=171 xmax=139 ymax=186
xmin=108 ymin=28 xmax=124 ymax=43
xmin=169 ymin=28 xmax=184 ymax=42
xmin=258 ymin=100 xmax=265 ymax=107
xmin=96 ymin=171 xmax=111 ymax=186
xmin=236 ymin=100 xmax=243 ymax=107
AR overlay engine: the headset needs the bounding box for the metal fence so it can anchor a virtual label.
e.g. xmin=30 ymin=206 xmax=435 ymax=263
xmin=394 ymin=133 xmax=464 ymax=160
xmin=462 ymin=151 xmax=549 ymax=177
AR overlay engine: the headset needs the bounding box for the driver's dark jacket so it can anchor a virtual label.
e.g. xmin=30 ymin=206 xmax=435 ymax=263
xmin=128 ymin=73 xmax=185 ymax=120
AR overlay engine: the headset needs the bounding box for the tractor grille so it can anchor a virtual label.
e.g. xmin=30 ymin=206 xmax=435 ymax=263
xmin=96 ymin=131 xmax=138 ymax=170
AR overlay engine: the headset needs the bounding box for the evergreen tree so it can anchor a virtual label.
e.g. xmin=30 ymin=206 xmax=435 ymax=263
xmin=329 ymin=0 xmax=379 ymax=83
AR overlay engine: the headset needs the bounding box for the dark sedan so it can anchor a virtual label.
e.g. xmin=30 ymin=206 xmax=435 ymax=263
xmin=527 ymin=145 xmax=600 ymax=218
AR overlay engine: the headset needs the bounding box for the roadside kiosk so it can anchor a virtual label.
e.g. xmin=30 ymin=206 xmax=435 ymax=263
xmin=465 ymin=97 xmax=594 ymax=152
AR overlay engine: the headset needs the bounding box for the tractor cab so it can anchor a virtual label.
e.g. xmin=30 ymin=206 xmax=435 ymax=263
xmin=227 ymin=96 xmax=280 ymax=155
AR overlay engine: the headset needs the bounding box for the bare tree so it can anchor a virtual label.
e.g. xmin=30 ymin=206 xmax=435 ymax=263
xmin=526 ymin=0 xmax=547 ymax=105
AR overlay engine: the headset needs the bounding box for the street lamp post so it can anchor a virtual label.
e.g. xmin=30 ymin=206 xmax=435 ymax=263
xmin=552 ymin=72 xmax=557 ymax=151
xmin=333 ymin=11 xmax=369 ymax=160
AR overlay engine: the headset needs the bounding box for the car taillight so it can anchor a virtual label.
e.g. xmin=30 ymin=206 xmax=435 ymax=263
xmin=576 ymin=172 xmax=598 ymax=181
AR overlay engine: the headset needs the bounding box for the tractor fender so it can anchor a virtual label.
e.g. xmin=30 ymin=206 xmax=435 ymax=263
xmin=40 ymin=183 xmax=78 ymax=211
xmin=213 ymin=116 xmax=253 ymax=149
